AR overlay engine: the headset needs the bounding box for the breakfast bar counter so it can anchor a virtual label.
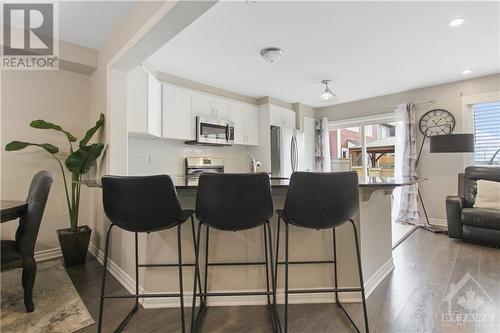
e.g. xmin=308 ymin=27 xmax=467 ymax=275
xmin=136 ymin=176 xmax=421 ymax=308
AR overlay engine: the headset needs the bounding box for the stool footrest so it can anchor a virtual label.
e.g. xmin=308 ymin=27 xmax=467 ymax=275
xmin=103 ymin=293 xmax=181 ymax=299
xmin=207 ymin=261 xmax=267 ymax=266
xmin=287 ymin=287 xmax=363 ymax=294
xmin=196 ymin=291 xmax=274 ymax=297
xmin=277 ymin=260 xmax=335 ymax=265
xmin=137 ymin=263 xmax=195 ymax=268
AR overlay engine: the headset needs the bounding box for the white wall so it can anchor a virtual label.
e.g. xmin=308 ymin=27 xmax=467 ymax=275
xmin=128 ymin=137 xmax=251 ymax=176
xmin=1 ymin=70 xmax=91 ymax=252
xmin=317 ymin=74 xmax=500 ymax=222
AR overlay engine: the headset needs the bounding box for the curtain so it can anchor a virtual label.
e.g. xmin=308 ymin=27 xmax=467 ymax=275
xmin=394 ymin=103 xmax=422 ymax=225
xmin=315 ymin=117 xmax=331 ymax=172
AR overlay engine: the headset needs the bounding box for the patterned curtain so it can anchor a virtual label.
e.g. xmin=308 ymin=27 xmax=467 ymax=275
xmin=395 ymin=103 xmax=422 ymax=224
xmin=315 ymin=117 xmax=331 ymax=172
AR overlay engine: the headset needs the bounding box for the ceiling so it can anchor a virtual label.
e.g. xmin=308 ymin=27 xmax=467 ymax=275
xmin=145 ymin=1 xmax=500 ymax=107
xmin=58 ymin=1 xmax=134 ymax=49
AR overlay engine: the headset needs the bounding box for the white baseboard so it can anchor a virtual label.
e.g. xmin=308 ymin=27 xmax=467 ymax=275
xmin=364 ymin=257 xmax=394 ymax=297
xmin=89 ymin=242 xmax=394 ymax=309
xmin=429 ymin=218 xmax=448 ymax=229
xmin=34 ymin=247 xmax=62 ymax=262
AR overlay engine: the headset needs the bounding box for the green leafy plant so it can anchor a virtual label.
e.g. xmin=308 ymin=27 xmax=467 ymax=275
xmin=5 ymin=113 xmax=105 ymax=232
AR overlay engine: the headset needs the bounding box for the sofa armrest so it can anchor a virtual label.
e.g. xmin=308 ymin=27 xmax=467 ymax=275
xmin=446 ymin=195 xmax=464 ymax=239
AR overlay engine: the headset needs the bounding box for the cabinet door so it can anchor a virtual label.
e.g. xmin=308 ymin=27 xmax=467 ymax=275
xmin=147 ymin=73 xmax=162 ymax=137
xmin=245 ymin=105 xmax=259 ymax=146
xmin=269 ymin=105 xmax=282 ymax=127
xmin=162 ymin=84 xmax=194 ymax=140
xmin=127 ymin=67 xmax=148 ymax=134
xmin=229 ymin=101 xmax=245 ymax=144
xmin=212 ymin=97 xmax=230 ymax=120
xmin=192 ymin=92 xmax=213 ymax=118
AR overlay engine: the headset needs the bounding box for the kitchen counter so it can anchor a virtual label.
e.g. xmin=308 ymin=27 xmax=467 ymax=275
xmin=83 ymin=174 xmax=421 ymax=308
xmin=172 ymin=175 xmax=423 ymax=190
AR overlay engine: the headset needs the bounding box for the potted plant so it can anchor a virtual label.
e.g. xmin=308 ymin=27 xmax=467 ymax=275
xmin=5 ymin=113 xmax=105 ymax=267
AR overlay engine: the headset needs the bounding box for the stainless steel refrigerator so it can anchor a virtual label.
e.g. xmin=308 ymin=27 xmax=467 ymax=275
xmin=270 ymin=126 xmax=304 ymax=178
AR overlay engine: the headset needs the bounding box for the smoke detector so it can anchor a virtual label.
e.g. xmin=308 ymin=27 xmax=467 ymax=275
xmin=260 ymin=47 xmax=284 ymax=63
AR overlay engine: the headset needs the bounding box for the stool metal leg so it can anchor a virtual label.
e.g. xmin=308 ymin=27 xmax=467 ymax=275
xmin=177 ymin=224 xmax=186 ymax=333
xmin=274 ymin=217 xmax=281 ymax=295
xmin=266 ymin=221 xmax=279 ymax=333
xmin=202 ymin=226 xmax=210 ymax=309
xmin=350 ymin=219 xmax=369 ymax=333
xmin=332 ymin=228 xmax=340 ymax=305
xmin=264 ymin=224 xmax=271 ymax=306
xmin=97 ymin=223 xmax=114 ymax=333
xmin=190 ymin=217 xmax=203 ymax=298
xmin=284 ymin=222 xmax=289 ymax=333
xmin=191 ymin=222 xmax=202 ymax=333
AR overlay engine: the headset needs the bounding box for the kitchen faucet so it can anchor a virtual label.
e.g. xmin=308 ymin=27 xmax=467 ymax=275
xmin=247 ymin=152 xmax=262 ymax=173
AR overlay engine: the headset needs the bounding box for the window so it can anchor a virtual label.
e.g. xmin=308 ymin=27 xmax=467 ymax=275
xmin=473 ymin=101 xmax=500 ymax=165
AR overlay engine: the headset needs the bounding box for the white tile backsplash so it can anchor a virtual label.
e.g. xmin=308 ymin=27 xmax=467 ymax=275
xmin=128 ymin=136 xmax=251 ymax=176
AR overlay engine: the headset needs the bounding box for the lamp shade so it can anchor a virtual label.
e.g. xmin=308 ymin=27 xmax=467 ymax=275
xmin=430 ymin=134 xmax=475 ymax=153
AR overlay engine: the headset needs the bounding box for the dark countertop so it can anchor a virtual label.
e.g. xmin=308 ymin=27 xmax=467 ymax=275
xmin=172 ymin=176 xmax=424 ymax=190
xmin=80 ymin=176 xmax=424 ymax=190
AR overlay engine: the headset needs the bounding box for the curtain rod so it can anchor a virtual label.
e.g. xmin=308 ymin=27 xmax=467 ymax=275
xmin=411 ymin=99 xmax=435 ymax=106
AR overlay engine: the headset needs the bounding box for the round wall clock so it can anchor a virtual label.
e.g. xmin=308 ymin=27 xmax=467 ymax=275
xmin=418 ymin=109 xmax=455 ymax=137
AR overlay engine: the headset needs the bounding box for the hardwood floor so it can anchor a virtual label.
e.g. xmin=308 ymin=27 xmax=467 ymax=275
xmin=66 ymin=229 xmax=500 ymax=332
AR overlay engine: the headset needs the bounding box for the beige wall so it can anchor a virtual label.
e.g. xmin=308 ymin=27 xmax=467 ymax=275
xmin=317 ymin=74 xmax=500 ymax=222
xmin=1 ymin=70 xmax=91 ymax=251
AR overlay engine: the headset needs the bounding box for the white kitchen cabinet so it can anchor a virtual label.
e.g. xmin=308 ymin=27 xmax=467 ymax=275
xmin=229 ymin=101 xmax=245 ymax=144
xmin=229 ymin=101 xmax=259 ymax=146
xmin=191 ymin=91 xmax=213 ymax=118
xmin=270 ymin=105 xmax=296 ymax=129
xmin=127 ymin=67 xmax=162 ymax=137
xmin=212 ymin=97 xmax=230 ymax=120
xmin=245 ymin=104 xmax=259 ymax=145
xmin=162 ymin=84 xmax=194 ymax=140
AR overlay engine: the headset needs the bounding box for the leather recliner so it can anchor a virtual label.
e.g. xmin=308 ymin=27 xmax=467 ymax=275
xmin=446 ymin=166 xmax=500 ymax=246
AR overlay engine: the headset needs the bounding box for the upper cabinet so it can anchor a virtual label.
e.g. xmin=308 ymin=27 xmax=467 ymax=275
xmin=269 ymin=105 xmax=296 ymax=129
xmin=229 ymin=102 xmax=259 ymax=146
xmin=191 ymin=91 xmax=230 ymax=120
xmin=162 ymin=84 xmax=194 ymax=140
xmin=127 ymin=67 xmax=162 ymax=137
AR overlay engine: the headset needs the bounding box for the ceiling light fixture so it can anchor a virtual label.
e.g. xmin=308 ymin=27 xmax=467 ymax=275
xmin=260 ymin=47 xmax=284 ymax=63
xmin=449 ymin=17 xmax=466 ymax=27
xmin=321 ymin=80 xmax=335 ymax=100
xmin=462 ymin=69 xmax=472 ymax=75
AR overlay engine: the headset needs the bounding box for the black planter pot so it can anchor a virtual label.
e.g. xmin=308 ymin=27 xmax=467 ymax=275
xmin=57 ymin=225 xmax=92 ymax=267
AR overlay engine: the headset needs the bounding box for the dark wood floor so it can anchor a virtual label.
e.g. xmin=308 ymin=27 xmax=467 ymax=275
xmin=66 ymin=229 xmax=500 ymax=333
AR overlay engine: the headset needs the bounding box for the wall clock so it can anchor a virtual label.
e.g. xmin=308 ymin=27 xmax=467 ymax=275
xmin=418 ymin=109 xmax=455 ymax=137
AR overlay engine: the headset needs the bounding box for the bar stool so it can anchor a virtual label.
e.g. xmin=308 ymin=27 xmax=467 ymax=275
xmin=99 ymin=175 xmax=199 ymax=333
xmin=190 ymin=173 xmax=278 ymax=332
xmin=275 ymin=171 xmax=369 ymax=333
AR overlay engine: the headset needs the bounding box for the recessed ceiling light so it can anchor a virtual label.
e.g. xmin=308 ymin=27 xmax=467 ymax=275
xmin=260 ymin=47 xmax=284 ymax=63
xmin=449 ymin=17 xmax=466 ymax=27
xmin=462 ymin=69 xmax=472 ymax=75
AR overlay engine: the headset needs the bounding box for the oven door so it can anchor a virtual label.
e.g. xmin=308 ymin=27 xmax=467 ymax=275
xmin=196 ymin=116 xmax=233 ymax=144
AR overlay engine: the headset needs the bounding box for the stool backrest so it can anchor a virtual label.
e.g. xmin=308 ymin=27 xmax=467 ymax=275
xmin=196 ymin=173 xmax=273 ymax=231
xmin=102 ymin=175 xmax=183 ymax=232
xmin=17 ymin=170 xmax=53 ymax=257
xmin=282 ymin=171 xmax=359 ymax=229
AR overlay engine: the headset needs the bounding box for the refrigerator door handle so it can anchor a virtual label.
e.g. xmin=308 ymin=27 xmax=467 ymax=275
xmin=291 ymin=135 xmax=297 ymax=172
xmin=293 ymin=135 xmax=299 ymax=171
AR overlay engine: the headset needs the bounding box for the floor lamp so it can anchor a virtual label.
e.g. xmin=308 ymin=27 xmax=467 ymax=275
xmin=416 ymin=133 xmax=475 ymax=233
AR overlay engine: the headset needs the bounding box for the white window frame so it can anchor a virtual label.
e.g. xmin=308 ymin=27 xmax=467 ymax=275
xmin=461 ymin=91 xmax=500 ymax=168
xmin=329 ymin=111 xmax=402 ymax=176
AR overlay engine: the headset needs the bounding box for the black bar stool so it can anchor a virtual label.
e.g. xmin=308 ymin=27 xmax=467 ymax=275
xmin=99 ymin=175 xmax=200 ymax=333
xmin=190 ymin=173 xmax=278 ymax=332
xmin=275 ymin=171 xmax=369 ymax=333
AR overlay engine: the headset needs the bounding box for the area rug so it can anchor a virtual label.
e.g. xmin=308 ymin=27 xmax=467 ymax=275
xmin=1 ymin=259 xmax=94 ymax=333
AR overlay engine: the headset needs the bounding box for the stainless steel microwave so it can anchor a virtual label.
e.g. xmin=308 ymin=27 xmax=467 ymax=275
xmin=195 ymin=116 xmax=234 ymax=145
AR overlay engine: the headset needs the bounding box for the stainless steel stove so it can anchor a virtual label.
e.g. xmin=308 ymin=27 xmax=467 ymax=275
xmin=185 ymin=157 xmax=225 ymax=182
